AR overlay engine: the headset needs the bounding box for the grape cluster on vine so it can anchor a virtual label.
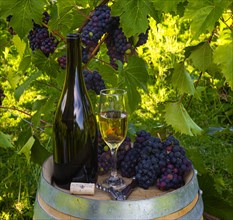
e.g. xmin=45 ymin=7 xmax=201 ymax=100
xmin=27 ymin=12 xmax=58 ymax=57
xmin=83 ymin=69 xmax=106 ymax=94
xmin=57 ymin=55 xmax=106 ymax=95
xmin=80 ymin=5 xmax=149 ymax=68
xmin=81 ymin=5 xmax=117 ymax=63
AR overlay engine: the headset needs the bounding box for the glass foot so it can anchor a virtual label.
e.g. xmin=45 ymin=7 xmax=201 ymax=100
xmin=104 ymin=176 xmax=126 ymax=190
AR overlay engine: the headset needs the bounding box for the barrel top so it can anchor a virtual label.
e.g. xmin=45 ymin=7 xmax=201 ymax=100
xmin=42 ymin=156 xmax=194 ymax=201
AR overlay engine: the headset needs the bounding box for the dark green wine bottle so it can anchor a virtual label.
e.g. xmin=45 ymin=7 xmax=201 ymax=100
xmin=53 ymin=33 xmax=98 ymax=189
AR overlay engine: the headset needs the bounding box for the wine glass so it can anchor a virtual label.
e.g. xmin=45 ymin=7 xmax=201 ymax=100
xmin=98 ymin=88 xmax=128 ymax=189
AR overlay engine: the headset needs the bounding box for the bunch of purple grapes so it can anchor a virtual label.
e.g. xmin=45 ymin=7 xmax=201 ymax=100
xmin=57 ymin=56 xmax=106 ymax=95
xmin=27 ymin=12 xmax=58 ymax=56
xmin=118 ymin=131 xmax=193 ymax=190
xmin=81 ymin=5 xmax=116 ymax=63
xmin=80 ymin=5 xmax=149 ymax=68
xmin=83 ymin=69 xmax=106 ymax=94
xmin=135 ymin=27 xmax=150 ymax=47
xmin=105 ymin=26 xmax=132 ymax=69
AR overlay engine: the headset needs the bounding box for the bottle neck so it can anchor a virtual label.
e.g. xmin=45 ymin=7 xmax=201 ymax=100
xmin=66 ymin=35 xmax=84 ymax=89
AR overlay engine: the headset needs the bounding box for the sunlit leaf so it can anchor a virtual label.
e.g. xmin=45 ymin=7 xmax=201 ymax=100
xmin=18 ymin=136 xmax=35 ymax=164
xmin=213 ymin=43 xmax=233 ymax=90
xmin=12 ymin=35 xmax=26 ymax=57
xmin=188 ymin=42 xmax=213 ymax=72
xmin=184 ymin=0 xmax=230 ymax=39
xmin=172 ymin=62 xmax=195 ymax=95
xmin=121 ymin=56 xmax=148 ymax=112
xmin=164 ymin=102 xmax=203 ymax=136
xmin=0 ymin=131 xmax=14 ymax=149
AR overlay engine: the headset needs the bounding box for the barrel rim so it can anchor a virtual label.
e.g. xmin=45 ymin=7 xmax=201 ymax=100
xmin=37 ymin=155 xmax=200 ymax=219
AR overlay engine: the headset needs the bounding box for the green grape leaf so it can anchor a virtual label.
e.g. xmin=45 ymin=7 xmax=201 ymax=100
xmin=188 ymin=42 xmax=213 ymax=72
xmin=184 ymin=42 xmax=205 ymax=58
xmin=14 ymin=71 xmax=42 ymax=101
xmin=184 ymin=0 xmax=230 ymax=39
xmin=0 ymin=132 xmax=14 ymax=149
xmin=0 ymin=0 xmax=45 ymax=39
xmin=185 ymin=148 xmax=207 ymax=175
xmin=19 ymin=55 xmax=32 ymax=73
xmin=12 ymin=35 xmax=26 ymax=57
xmin=49 ymin=0 xmax=86 ymax=35
xmin=32 ymin=51 xmax=60 ymax=77
xmin=164 ymin=102 xmax=203 ymax=136
xmin=151 ymin=0 xmax=183 ymax=13
xmin=18 ymin=136 xmax=35 ymax=164
xmin=31 ymin=136 xmax=51 ymax=165
xmin=213 ymin=43 xmax=233 ymax=90
xmin=32 ymin=100 xmax=44 ymax=128
xmin=111 ymin=0 xmax=150 ymax=37
xmin=92 ymin=62 xmax=118 ymax=87
xmin=121 ymin=56 xmax=148 ymax=112
xmin=7 ymin=71 xmax=21 ymax=90
xmin=172 ymin=63 xmax=195 ymax=95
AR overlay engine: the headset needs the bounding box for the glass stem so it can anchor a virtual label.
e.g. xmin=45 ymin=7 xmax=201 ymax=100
xmin=110 ymin=148 xmax=118 ymax=179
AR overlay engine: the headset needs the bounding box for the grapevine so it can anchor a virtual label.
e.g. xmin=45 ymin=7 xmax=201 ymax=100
xmin=27 ymin=12 xmax=58 ymax=57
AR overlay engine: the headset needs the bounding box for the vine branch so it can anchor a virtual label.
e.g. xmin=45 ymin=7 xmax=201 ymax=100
xmin=220 ymin=17 xmax=232 ymax=30
xmin=0 ymin=106 xmax=51 ymax=126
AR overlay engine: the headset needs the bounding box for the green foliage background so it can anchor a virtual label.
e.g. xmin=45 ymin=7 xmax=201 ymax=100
xmin=0 ymin=0 xmax=232 ymax=219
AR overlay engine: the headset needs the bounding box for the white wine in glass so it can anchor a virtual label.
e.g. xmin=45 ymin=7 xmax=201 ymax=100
xmin=98 ymin=88 xmax=128 ymax=189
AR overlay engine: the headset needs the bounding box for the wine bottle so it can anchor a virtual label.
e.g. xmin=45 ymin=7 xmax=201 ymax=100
xmin=53 ymin=33 xmax=98 ymax=189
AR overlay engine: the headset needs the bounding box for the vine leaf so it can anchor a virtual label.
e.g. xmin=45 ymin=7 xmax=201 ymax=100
xmin=184 ymin=0 xmax=230 ymax=39
xmin=14 ymin=71 xmax=42 ymax=101
xmin=0 ymin=0 xmax=46 ymax=39
xmin=111 ymin=0 xmax=150 ymax=37
xmin=0 ymin=132 xmax=14 ymax=149
xmin=171 ymin=62 xmax=195 ymax=95
xmin=164 ymin=102 xmax=203 ymax=136
xmin=151 ymin=0 xmax=183 ymax=13
xmin=188 ymin=42 xmax=213 ymax=72
xmin=93 ymin=62 xmax=118 ymax=87
xmin=18 ymin=136 xmax=35 ymax=164
xmin=32 ymin=51 xmax=60 ymax=77
xmin=49 ymin=0 xmax=86 ymax=35
xmin=31 ymin=136 xmax=51 ymax=165
xmin=12 ymin=35 xmax=26 ymax=57
xmin=121 ymin=56 xmax=148 ymax=113
xmin=213 ymin=43 xmax=233 ymax=90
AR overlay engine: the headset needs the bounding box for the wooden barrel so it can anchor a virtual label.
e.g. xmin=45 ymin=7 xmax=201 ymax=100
xmin=33 ymin=156 xmax=204 ymax=220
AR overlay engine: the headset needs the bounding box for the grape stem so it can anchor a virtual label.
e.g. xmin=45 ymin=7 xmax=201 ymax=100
xmin=42 ymin=23 xmax=66 ymax=42
xmin=83 ymin=33 xmax=109 ymax=68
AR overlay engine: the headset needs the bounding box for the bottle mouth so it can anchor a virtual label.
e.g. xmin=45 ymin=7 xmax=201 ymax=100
xmin=67 ymin=33 xmax=80 ymax=39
